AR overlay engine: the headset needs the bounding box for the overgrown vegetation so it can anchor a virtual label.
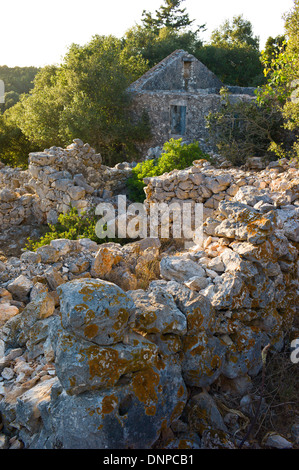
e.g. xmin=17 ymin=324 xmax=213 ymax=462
xmin=127 ymin=138 xmax=210 ymax=202
xmin=206 ymin=0 xmax=299 ymax=166
xmin=25 ymin=207 xmax=127 ymax=251
xmin=256 ymin=0 xmax=299 ymax=161
xmin=206 ymin=88 xmax=284 ymax=166
xmin=0 ymin=0 xmax=274 ymax=167
xmin=0 ymin=66 xmax=39 ymax=112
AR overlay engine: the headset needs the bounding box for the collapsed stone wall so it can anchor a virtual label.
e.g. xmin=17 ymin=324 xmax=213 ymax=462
xmin=0 ymin=139 xmax=133 ymax=229
xmin=0 ymin=150 xmax=298 ymax=449
xmin=144 ymin=158 xmax=299 ymax=222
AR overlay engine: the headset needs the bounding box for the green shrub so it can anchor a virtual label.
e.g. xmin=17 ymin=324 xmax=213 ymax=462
xmin=25 ymin=206 xmax=127 ymax=251
xmin=127 ymin=138 xmax=210 ymax=202
xmin=206 ymin=88 xmax=284 ymax=166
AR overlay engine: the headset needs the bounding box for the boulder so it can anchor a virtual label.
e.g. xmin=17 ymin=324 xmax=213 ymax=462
xmin=57 ymin=278 xmax=135 ymax=346
xmin=7 ymin=275 xmax=33 ymax=302
xmin=160 ymin=256 xmax=206 ymax=282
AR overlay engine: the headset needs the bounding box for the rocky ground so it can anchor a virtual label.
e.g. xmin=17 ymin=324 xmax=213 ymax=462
xmin=0 ymin=154 xmax=298 ymax=450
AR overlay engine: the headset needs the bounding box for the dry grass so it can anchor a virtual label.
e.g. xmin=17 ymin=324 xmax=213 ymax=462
xmin=249 ymin=338 xmax=299 ymax=447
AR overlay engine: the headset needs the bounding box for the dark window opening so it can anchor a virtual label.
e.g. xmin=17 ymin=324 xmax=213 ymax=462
xmin=183 ymin=60 xmax=192 ymax=79
xmin=170 ymin=105 xmax=186 ymax=135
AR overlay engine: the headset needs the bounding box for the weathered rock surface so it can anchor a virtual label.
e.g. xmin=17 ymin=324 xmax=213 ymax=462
xmin=0 ymin=147 xmax=298 ymax=449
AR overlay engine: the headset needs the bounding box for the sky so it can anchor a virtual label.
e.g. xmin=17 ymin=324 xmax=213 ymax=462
xmin=0 ymin=0 xmax=295 ymax=67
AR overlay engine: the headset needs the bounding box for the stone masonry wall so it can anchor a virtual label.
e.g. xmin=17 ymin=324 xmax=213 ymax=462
xmin=130 ymin=91 xmax=254 ymax=153
xmin=143 ymin=158 xmax=299 ymax=226
xmin=0 ymin=139 xmax=133 ymax=229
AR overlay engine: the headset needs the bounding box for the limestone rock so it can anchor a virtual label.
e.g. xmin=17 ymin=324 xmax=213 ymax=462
xmin=52 ymin=330 xmax=158 ymax=395
xmin=7 ymin=275 xmax=33 ymax=301
xmin=57 ymin=278 xmax=135 ymax=346
xmin=30 ymin=360 xmax=187 ymax=449
xmin=160 ymin=256 xmax=206 ymax=282
xmin=182 ymin=332 xmax=227 ymax=387
xmin=129 ymin=285 xmax=187 ymax=336
xmin=36 ymin=245 xmax=60 ymax=264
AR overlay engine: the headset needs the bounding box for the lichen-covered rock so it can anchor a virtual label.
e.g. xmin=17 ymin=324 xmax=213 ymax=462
xmin=52 ymin=329 xmax=159 ymax=395
xmin=28 ymin=359 xmax=187 ymax=449
xmin=57 ymin=279 xmax=135 ymax=346
xmin=129 ymin=285 xmax=187 ymax=336
xmin=151 ymin=280 xmax=217 ymax=335
xmin=221 ymin=326 xmax=264 ymax=379
xmin=181 ymin=332 xmax=227 ymax=387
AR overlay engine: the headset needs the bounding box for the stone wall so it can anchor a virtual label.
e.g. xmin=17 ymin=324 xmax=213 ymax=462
xmin=0 ymin=188 xmax=41 ymax=231
xmin=143 ymin=158 xmax=299 ymax=223
xmin=0 ymin=152 xmax=298 ymax=448
xmin=0 ymin=139 xmax=133 ymax=229
xmin=130 ymin=91 xmax=254 ymax=153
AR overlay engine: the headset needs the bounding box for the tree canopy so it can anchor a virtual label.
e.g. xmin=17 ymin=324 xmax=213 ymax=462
xmin=141 ymin=0 xmax=195 ymax=32
xmin=210 ymin=14 xmax=260 ymax=50
xmin=7 ymin=35 xmax=151 ymax=165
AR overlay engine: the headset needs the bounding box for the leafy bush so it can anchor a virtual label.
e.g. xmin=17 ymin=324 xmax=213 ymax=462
xmin=26 ymin=206 xmax=127 ymax=251
xmin=25 ymin=207 xmax=98 ymax=250
xmin=206 ymin=88 xmax=284 ymax=166
xmin=126 ymin=138 xmax=210 ymax=201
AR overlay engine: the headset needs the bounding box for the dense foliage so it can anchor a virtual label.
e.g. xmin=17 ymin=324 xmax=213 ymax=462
xmin=256 ymin=0 xmax=299 ymax=161
xmin=6 ymin=36 xmax=151 ymax=166
xmin=0 ymin=66 xmax=39 ymax=112
xmin=1 ymin=0 xmax=296 ymax=167
xmin=127 ymin=138 xmax=210 ymax=202
xmin=26 ymin=207 xmax=127 ymax=251
xmin=206 ymin=88 xmax=284 ymax=166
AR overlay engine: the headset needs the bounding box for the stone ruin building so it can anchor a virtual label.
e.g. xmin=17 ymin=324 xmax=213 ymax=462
xmin=128 ymin=49 xmax=256 ymax=151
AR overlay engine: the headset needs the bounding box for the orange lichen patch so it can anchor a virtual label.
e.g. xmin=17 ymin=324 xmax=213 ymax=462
xmin=182 ymin=336 xmax=199 ymax=353
xmin=145 ymin=405 xmax=157 ymax=416
xmin=135 ymin=310 xmax=158 ymax=332
xmin=79 ymin=345 xmax=126 ymax=385
xmin=160 ymin=334 xmax=182 ymax=354
xmin=84 ymin=324 xmax=99 ymax=339
xmin=153 ymin=354 xmax=166 ymax=370
xmin=210 ymin=355 xmax=221 ymax=371
xmin=131 ymin=368 xmax=160 ymax=407
xmin=233 ymin=331 xmax=255 ymax=352
xmin=60 ymin=332 xmax=76 ymax=352
xmin=101 ymin=394 xmax=118 ymax=415
xmin=170 ymin=401 xmax=186 ymax=422
xmin=69 ymin=376 xmax=76 ymax=387
xmin=87 ymin=407 xmax=95 ymax=417
xmin=73 ymin=303 xmax=90 ymax=312
xmin=177 ymin=385 xmax=185 ymax=398
xmin=78 ymin=282 xmax=99 ymax=301
xmin=77 ymin=341 xmax=157 ymax=390
xmin=187 ymin=307 xmax=204 ymax=331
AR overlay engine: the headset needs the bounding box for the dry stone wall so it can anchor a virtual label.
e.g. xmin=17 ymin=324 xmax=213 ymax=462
xmin=0 ymin=142 xmax=298 ymax=449
xmin=0 ymin=139 xmax=133 ymax=229
xmin=144 ymin=158 xmax=299 ymax=221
